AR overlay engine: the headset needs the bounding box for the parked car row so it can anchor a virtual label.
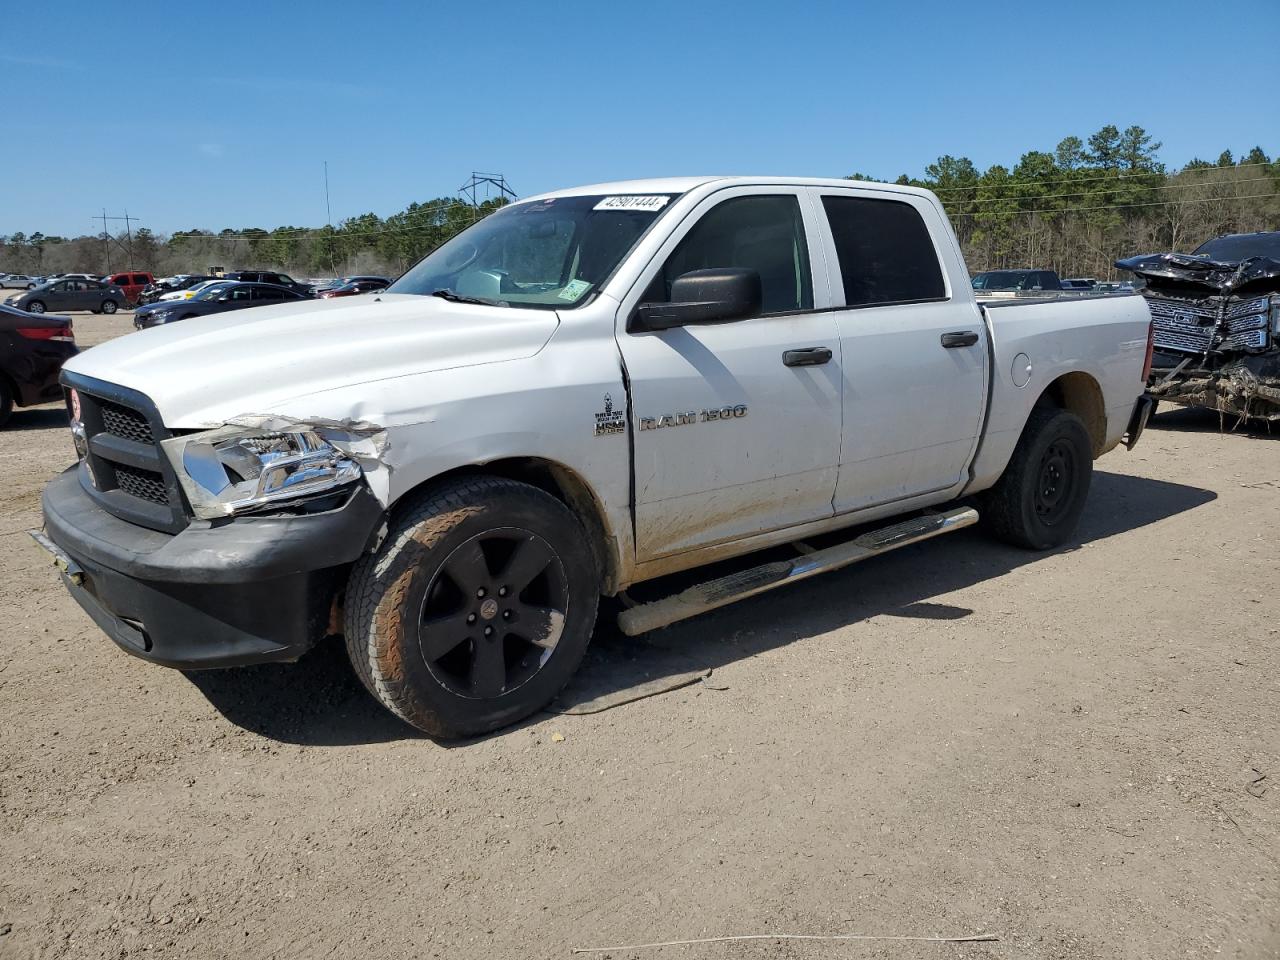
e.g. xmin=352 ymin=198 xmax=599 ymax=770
xmin=970 ymin=269 xmax=1136 ymax=294
xmin=133 ymin=280 xmax=309 ymax=329
xmin=1 ymin=268 xmax=392 ymax=317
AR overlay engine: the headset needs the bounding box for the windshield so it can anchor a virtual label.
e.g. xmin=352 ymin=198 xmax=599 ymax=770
xmin=194 ymin=282 xmax=234 ymax=301
xmin=1192 ymin=232 xmax=1280 ymax=262
xmin=388 ymin=193 xmax=678 ymax=308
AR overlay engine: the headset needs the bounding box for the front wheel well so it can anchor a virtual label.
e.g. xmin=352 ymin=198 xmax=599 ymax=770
xmin=391 ymin=458 xmax=620 ymax=594
xmin=1034 ymin=372 xmax=1106 ymax=457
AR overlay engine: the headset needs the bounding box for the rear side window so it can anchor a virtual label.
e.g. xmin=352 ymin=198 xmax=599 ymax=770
xmin=653 ymin=194 xmax=813 ymax=314
xmin=820 ymin=195 xmax=946 ymax=307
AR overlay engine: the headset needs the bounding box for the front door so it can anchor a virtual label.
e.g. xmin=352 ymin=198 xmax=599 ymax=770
xmin=616 ymin=188 xmax=843 ymax=561
xmin=811 ymin=188 xmax=988 ymax=512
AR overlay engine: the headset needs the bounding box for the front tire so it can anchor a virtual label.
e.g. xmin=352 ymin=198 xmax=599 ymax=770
xmin=982 ymin=407 xmax=1093 ymax=550
xmin=0 ymin=378 xmax=13 ymax=428
xmin=344 ymin=476 xmax=600 ymax=738
xmin=26 ymin=300 xmax=45 ymax=314
xmin=101 ymin=300 xmax=118 ymax=314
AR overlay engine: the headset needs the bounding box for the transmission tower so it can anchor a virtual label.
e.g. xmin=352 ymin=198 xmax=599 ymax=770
xmin=459 ymin=172 xmax=517 ymax=207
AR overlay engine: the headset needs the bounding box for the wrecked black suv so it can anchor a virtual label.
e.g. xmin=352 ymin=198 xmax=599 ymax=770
xmin=1118 ymin=231 xmax=1280 ymax=420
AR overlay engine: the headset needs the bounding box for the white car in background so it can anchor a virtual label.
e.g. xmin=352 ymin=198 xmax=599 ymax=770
xmin=0 ymin=274 xmax=39 ymax=289
xmin=157 ymin=279 xmax=228 ymax=302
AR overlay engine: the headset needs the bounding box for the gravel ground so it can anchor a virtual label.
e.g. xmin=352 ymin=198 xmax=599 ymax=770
xmin=0 ymin=312 xmax=1276 ymax=960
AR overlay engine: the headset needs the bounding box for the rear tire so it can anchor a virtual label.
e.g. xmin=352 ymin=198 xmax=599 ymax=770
xmin=981 ymin=407 xmax=1093 ymax=550
xmin=101 ymin=300 xmax=118 ymax=315
xmin=344 ymin=476 xmax=599 ymax=738
xmin=26 ymin=301 xmax=45 ymax=314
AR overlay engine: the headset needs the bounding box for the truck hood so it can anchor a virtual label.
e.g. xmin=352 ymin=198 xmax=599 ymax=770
xmin=1116 ymin=251 xmax=1280 ymax=297
xmin=63 ymin=293 xmax=560 ymax=426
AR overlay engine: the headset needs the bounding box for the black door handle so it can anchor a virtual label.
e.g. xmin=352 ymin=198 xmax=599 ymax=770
xmin=941 ymin=331 xmax=979 ymax=348
xmin=783 ymin=347 xmax=833 ymax=367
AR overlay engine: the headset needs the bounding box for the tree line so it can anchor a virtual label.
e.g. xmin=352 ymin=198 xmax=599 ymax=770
xmin=2 ymin=126 xmax=1277 ymax=282
xmin=853 ymin=126 xmax=1278 ymax=279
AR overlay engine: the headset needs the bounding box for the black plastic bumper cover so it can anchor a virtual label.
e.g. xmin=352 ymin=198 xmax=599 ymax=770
xmin=1124 ymin=394 xmax=1154 ymax=450
xmin=40 ymin=467 xmax=383 ymax=669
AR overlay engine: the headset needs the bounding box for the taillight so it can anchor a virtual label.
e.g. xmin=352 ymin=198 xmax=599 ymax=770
xmin=1141 ymin=320 xmax=1154 ymax=382
xmin=17 ymin=325 xmax=74 ymax=342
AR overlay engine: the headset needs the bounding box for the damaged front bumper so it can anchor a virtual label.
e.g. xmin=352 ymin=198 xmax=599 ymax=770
xmin=1150 ymin=354 xmax=1280 ymax=421
xmin=35 ymin=466 xmax=383 ymax=669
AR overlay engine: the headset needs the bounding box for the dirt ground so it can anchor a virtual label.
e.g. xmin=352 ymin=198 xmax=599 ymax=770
xmin=0 ymin=311 xmax=1276 ymax=960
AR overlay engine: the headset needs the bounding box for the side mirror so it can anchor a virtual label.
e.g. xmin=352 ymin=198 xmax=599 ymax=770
xmin=633 ymin=268 xmax=762 ymax=331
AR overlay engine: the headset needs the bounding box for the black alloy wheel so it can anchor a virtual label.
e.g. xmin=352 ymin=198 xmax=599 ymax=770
xmin=418 ymin=529 xmax=568 ymax=699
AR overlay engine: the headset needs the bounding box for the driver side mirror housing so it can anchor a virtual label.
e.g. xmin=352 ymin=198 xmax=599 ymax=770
xmin=633 ymin=268 xmax=762 ymax=332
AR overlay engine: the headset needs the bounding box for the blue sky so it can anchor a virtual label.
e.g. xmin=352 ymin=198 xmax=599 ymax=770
xmin=5 ymin=0 xmax=1275 ymax=236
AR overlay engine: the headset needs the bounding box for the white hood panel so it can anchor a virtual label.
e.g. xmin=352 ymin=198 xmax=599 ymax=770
xmin=64 ymin=294 xmax=559 ymax=427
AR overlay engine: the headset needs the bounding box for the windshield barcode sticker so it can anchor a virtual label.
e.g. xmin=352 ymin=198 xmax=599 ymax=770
xmin=594 ymin=195 xmax=670 ymax=212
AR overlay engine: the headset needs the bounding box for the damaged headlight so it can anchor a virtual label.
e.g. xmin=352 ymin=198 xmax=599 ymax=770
xmin=162 ymin=426 xmax=369 ymax=519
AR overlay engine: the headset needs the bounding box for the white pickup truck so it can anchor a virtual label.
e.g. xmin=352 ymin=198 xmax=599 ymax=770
xmin=34 ymin=176 xmax=1154 ymax=737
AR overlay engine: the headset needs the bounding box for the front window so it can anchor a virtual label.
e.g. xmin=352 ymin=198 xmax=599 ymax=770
xmin=195 ymin=282 xmax=234 ymax=301
xmin=388 ymin=193 xmax=679 ymax=309
xmin=1192 ymin=232 xmax=1280 ymax=262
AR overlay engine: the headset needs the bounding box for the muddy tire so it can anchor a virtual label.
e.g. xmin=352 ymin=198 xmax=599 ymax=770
xmin=343 ymin=476 xmax=599 ymax=738
xmin=982 ymin=406 xmax=1093 ymax=550
xmin=0 ymin=378 xmax=13 ymax=428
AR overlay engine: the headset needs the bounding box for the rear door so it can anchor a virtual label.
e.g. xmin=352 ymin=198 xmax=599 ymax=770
xmin=811 ymin=187 xmax=987 ymax=512
xmin=616 ymin=186 xmax=843 ymax=560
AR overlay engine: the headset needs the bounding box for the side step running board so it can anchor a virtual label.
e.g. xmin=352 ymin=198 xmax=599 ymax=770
xmin=616 ymin=506 xmax=979 ymax=636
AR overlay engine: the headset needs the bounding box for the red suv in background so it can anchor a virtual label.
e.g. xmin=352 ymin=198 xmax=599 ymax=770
xmin=103 ymin=272 xmax=154 ymax=306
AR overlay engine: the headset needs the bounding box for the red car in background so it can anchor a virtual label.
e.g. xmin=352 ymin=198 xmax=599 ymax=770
xmin=103 ymin=271 xmax=155 ymax=306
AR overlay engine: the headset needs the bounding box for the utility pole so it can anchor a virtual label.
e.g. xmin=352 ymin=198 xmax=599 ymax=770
xmin=122 ymin=209 xmax=135 ymax=270
xmin=100 ymin=209 xmax=111 ymax=274
xmin=323 ymin=160 xmax=337 ymax=275
xmin=324 ymin=160 xmax=333 ymax=229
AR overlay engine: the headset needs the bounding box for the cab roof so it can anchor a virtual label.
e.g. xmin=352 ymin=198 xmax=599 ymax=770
xmin=523 ymin=176 xmax=939 ymax=203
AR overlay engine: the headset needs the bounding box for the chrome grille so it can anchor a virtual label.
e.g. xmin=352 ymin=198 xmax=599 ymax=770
xmin=1147 ymin=298 xmax=1216 ymax=354
xmin=1226 ymin=296 xmax=1270 ymax=320
xmin=1221 ymin=329 xmax=1269 ymax=351
xmin=1145 ymin=295 xmax=1272 ymax=356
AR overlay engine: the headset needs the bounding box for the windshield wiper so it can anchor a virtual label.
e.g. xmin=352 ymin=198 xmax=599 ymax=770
xmin=431 ymin=288 xmax=504 ymax=306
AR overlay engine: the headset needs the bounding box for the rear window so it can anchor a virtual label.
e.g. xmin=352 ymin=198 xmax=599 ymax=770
xmin=821 ymin=195 xmax=946 ymax=307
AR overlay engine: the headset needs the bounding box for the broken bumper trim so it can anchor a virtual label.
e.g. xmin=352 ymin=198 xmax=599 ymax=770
xmin=38 ymin=466 xmax=383 ymax=669
xmin=1123 ymin=395 xmax=1155 ymax=450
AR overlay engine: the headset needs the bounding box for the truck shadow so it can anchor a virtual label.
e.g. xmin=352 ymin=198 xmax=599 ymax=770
xmin=185 ymin=470 xmax=1215 ymax=747
xmin=1151 ymin=405 xmax=1278 ymax=439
